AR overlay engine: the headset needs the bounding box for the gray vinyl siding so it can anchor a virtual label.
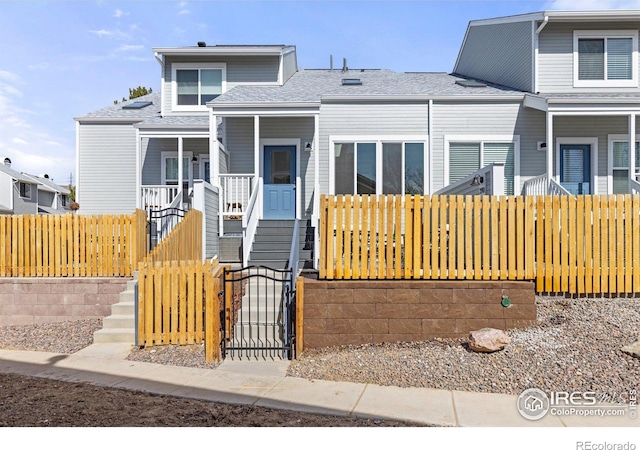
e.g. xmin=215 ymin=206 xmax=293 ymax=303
xmin=552 ymin=115 xmax=632 ymax=194
xmin=77 ymin=123 xmax=137 ymax=214
xmin=282 ymin=50 xmax=298 ymax=83
xmin=204 ymin=185 xmax=219 ymax=259
xmin=455 ymin=21 xmax=533 ymax=92
xmin=319 ymin=103 xmax=429 ymax=196
xmin=12 ymin=183 xmax=38 ymax=214
xmin=163 ymin=55 xmax=281 ymax=113
xmin=538 ymin=21 xmax=640 ymax=93
xmin=431 ymin=101 xmax=545 ymax=193
xmin=225 ymin=117 xmax=255 ymax=174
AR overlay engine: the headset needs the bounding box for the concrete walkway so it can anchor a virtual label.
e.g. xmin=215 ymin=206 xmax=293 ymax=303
xmin=0 ymin=344 xmax=637 ymax=427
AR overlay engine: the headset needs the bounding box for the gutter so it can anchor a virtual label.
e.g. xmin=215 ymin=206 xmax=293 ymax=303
xmin=320 ymin=94 xmax=526 ymax=103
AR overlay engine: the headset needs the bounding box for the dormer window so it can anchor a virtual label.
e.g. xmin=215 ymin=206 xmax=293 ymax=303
xmin=574 ymin=30 xmax=638 ymax=87
xmin=172 ymin=63 xmax=226 ymax=111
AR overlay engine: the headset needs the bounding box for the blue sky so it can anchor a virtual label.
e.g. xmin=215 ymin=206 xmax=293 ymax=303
xmin=0 ymin=0 xmax=638 ymax=186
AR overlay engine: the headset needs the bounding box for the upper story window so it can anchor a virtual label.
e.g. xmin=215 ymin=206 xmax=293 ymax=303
xmin=19 ymin=182 xmax=31 ymax=199
xmin=574 ymin=30 xmax=638 ymax=87
xmin=172 ymin=63 xmax=226 ymax=111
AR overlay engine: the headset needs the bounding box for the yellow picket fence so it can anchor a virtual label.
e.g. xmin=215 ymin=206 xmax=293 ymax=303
xmin=137 ymin=208 xmax=224 ymax=362
xmin=137 ymin=259 xmax=225 ymax=363
xmin=0 ymin=210 xmax=147 ymax=277
xmin=319 ymin=194 xmax=640 ymax=295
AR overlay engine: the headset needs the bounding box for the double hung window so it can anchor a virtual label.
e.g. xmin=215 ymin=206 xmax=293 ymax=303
xmin=574 ymin=31 xmax=638 ymax=87
xmin=173 ymin=63 xmax=225 ymax=110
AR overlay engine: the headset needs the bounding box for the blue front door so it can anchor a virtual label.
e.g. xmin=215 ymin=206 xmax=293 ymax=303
xmin=263 ymin=146 xmax=296 ymax=219
xmin=560 ymin=144 xmax=591 ymax=194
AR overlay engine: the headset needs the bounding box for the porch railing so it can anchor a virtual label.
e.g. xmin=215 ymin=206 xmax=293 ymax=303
xmin=434 ymin=163 xmax=505 ymax=196
xmin=242 ymin=179 xmax=261 ymax=266
xmin=220 ymin=174 xmax=254 ymax=218
xmin=631 ymin=178 xmax=640 ymax=195
xmin=522 ymin=175 xmax=572 ymax=196
xmin=141 ymin=185 xmax=180 ymax=209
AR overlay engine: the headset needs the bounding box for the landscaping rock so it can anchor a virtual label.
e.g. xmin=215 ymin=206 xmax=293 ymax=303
xmin=469 ymin=328 xmax=511 ymax=353
xmin=621 ymin=341 xmax=640 ymax=359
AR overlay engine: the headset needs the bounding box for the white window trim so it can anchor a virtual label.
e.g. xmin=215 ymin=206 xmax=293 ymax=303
xmin=573 ymin=30 xmax=638 ymax=88
xmin=328 ymin=135 xmax=429 ymax=195
xmin=259 ymin=138 xmax=301 ymax=220
xmin=443 ymin=135 xmax=520 ymax=194
xmin=161 ymin=151 xmax=193 ymax=185
xmin=555 ymin=137 xmax=599 ymax=194
xmin=607 ymin=134 xmax=640 ymax=193
xmin=171 ymin=63 xmax=227 ymax=112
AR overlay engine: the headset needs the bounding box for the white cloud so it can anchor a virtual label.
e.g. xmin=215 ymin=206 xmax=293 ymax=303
xmin=179 ymin=9 xmax=190 ymax=15
xmin=27 ymin=62 xmax=52 ymax=71
xmin=0 ymin=70 xmax=21 ymax=83
xmin=89 ymin=29 xmax=130 ymax=39
xmin=114 ymin=9 xmax=129 ymax=18
xmin=11 ymin=138 xmax=28 ymax=145
xmin=115 ymin=44 xmax=144 ymax=52
xmin=546 ymin=0 xmax=640 ymax=9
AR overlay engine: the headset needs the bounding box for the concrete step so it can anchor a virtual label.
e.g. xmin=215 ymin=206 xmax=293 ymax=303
xmin=111 ymin=301 xmax=135 ymax=316
xmin=102 ymin=314 xmax=135 ymax=329
xmin=247 ymin=260 xmax=288 ymax=270
xmin=93 ymin=328 xmax=136 ymax=344
xmin=119 ymin=290 xmax=135 ymax=303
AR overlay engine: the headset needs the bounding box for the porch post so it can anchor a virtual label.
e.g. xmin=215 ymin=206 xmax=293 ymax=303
xmin=313 ymin=113 xmax=320 ymax=269
xmin=178 ymin=136 xmax=184 ymax=199
xmin=546 ymin=111 xmax=554 ymax=183
xmin=136 ymin=129 xmax=141 ymax=209
xmin=630 ymin=113 xmax=636 ymax=187
xmin=210 ymin=111 xmax=219 ymax=187
xmin=254 ymin=115 xmax=261 ymax=218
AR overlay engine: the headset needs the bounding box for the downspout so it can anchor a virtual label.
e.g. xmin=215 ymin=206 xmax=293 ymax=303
xmin=536 ymin=15 xmax=549 ymax=35
xmin=534 ymin=16 xmax=548 ymax=95
xmin=154 ymin=52 xmax=165 ymax=117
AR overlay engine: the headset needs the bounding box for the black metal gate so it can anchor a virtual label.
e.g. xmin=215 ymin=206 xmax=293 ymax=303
xmin=221 ymin=266 xmax=296 ymax=360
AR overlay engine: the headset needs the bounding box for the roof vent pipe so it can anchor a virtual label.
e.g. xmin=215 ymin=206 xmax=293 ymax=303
xmin=197 ymin=41 xmax=206 ymax=47
xmin=3 ymin=157 xmax=10 ymax=167
xmin=342 ymin=58 xmax=348 ymax=72
xmin=330 ymin=55 xmax=333 ymax=71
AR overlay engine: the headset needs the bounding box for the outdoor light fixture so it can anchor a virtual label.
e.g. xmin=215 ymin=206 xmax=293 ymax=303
xmin=192 ymin=155 xmax=198 ymax=162
xmin=470 ymin=174 xmax=484 ymax=186
xmin=304 ymin=142 xmax=313 ymax=151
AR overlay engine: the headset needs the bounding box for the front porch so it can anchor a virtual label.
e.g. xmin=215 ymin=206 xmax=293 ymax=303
xmin=522 ymin=95 xmax=640 ymax=195
xmin=135 ymin=113 xmax=319 ymax=268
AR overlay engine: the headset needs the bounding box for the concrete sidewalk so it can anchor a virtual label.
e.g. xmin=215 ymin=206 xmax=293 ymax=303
xmin=0 ymin=344 xmax=637 ymax=427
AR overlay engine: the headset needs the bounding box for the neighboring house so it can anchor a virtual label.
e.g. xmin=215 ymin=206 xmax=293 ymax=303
xmin=74 ymin=10 xmax=640 ymax=266
xmin=26 ymin=174 xmax=72 ymax=214
xmin=0 ymin=158 xmax=40 ymax=215
xmin=0 ymin=158 xmax=72 ymax=215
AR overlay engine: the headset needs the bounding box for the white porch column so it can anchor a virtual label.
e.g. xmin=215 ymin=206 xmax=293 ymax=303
xmin=313 ymin=113 xmax=320 ymax=269
xmin=178 ymin=136 xmax=184 ymax=200
xmin=254 ymin=115 xmax=261 ymax=217
xmin=630 ymin=113 xmax=637 ymax=187
xmin=210 ymin=111 xmax=219 ymax=187
xmin=546 ymin=111 xmax=554 ymax=182
xmin=136 ymin=129 xmax=141 ymax=209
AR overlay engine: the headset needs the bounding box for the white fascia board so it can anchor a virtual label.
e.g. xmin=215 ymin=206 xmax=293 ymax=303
xmin=138 ymin=129 xmax=210 ymax=138
xmin=210 ymin=103 xmax=320 ymax=116
xmin=544 ymin=9 xmax=640 ymax=21
xmin=547 ymin=97 xmax=640 ymax=105
xmin=152 ymin=46 xmax=292 ymax=57
xmin=468 ymin=12 xmax=544 ymax=27
xmin=74 ymin=117 xmax=146 ymax=124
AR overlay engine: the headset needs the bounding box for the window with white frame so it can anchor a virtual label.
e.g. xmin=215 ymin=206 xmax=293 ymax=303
xmin=161 ymin=152 xmax=193 ymax=185
xmin=610 ymin=139 xmax=640 ymax=194
xmin=333 ymin=140 xmax=425 ymax=195
xmin=447 ymin=140 xmax=516 ymax=195
xmin=574 ymin=30 xmax=638 ymax=87
xmin=172 ymin=63 xmax=226 ymax=110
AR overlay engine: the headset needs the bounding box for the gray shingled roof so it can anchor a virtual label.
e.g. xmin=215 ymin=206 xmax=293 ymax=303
xmin=135 ymin=115 xmax=209 ymax=128
xmin=29 ymin=175 xmax=70 ymax=195
xmin=0 ymin=163 xmax=36 ymax=183
xmin=75 ymin=93 xmax=161 ymax=120
xmin=210 ymin=69 xmax=524 ymax=105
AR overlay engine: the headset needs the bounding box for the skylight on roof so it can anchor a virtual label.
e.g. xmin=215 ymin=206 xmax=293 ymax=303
xmin=122 ymin=101 xmax=153 ymax=110
xmin=342 ymin=78 xmax=362 ymax=86
xmin=455 ymin=79 xmax=487 ymax=88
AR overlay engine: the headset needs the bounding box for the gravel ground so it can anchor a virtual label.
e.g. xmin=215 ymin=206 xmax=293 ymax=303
xmin=1 ymin=297 xmax=639 ymax=403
